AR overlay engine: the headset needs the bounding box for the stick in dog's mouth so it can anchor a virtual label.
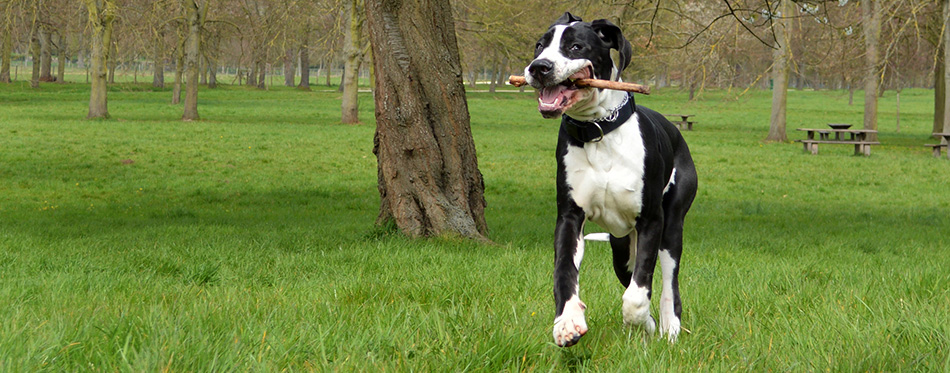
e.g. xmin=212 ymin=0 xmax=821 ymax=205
xmin=507 ymin=75 xmax=651 ymax=95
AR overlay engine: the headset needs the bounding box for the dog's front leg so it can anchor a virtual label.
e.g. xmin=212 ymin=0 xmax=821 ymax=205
xmin=552 ymin=202 xmax=587 ymax=347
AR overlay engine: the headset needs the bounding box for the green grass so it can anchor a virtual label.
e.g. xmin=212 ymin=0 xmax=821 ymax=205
xmin=1 ymin=80 xmax=948 ymax=371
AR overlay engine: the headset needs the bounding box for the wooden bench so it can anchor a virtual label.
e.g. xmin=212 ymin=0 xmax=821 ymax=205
xmin=797 ymin=140 xmax=880 ymax=156
xmin=925 ymin=143 xmax=948 ymax=157
xmin=665 ymin=114 xmax=696 ymax=131
xmin=931 ymin=133 xmax=950 ymax=159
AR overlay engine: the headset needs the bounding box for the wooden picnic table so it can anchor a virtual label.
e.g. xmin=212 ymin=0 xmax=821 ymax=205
xmin=796 ymin=127 xmax=879 ymax=156
xmin=665 ymin=113 xmax=695 ymax=131
xmin=926 ymin=133 xmax=950 ymax=159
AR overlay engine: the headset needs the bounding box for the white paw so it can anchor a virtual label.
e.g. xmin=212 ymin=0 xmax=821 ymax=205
xmin=659 ymin=314 xmax=680 ymax=343
xmin=622 ymin=286 xmax=655 ymax=335
xmin=552 ymin=298 xmax=587 ymax=347
xmin=659 ymin=297 xmax=680 ymax=343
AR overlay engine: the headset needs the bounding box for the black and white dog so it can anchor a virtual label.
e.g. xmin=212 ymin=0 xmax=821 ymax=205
xmin=524 ymin=12 xmax=698 ymax=347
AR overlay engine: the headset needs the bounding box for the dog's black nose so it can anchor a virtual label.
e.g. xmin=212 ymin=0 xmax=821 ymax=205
xmin=528 ymin=59 xmax=554 ymax=78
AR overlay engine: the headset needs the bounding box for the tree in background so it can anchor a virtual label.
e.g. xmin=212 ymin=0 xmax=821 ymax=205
xmin=863 ymin=0 xmax=882 ymax=140
xmin=2 ymin=0 xmax=23 ymax=83
xmin=767 ymin=0 xmax=791 ymax=142
xmin=942 ymin=0 xmax=950 ymax=136
xmin=341 ymin=0 xmax=364 ymax=124
xmin=82 ymin=0 xmax=117 ymax=119
xmin=182 ymin=0 xmax=205 ymax=121
xmin=366 ymin=0 xmax=488 ymax=241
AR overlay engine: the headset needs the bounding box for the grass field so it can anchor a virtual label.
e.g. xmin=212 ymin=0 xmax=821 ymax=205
xmin=1 ymin=80 xmax=948 ymax=371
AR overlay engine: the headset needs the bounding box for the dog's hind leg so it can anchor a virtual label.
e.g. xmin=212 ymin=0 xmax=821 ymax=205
xmin=658 ymin=157 xmax=697 ymax=343
xmin=552 ymin=202 xmax=588 ymax=347
xmin=658 ymin=231 xmax=683 ymax=343
xmin=618 ymin=217 xmax=662 ymax=337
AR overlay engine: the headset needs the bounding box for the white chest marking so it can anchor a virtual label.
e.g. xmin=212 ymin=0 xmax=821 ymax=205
xmin=563 ymin=115 xmax=646 ymax=237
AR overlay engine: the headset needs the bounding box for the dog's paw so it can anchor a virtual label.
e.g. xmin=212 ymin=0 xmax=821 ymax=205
xmin=659 ymin=298 xmax=681 ymax=343
xmin=659 ymin=314 xmax=680 ymax=343
xmin=552 ymin=299 xmax=587 ymax=347
xmin=622 ymin=286 xmax=655 ymax=335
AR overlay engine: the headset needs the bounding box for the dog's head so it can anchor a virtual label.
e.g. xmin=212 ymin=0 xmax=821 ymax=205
xmin=524 ymin=12 xmax=633 ymax=119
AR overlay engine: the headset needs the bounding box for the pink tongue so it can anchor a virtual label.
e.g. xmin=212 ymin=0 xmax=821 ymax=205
xmin=539 ymin=85 xmax=567 ymax=110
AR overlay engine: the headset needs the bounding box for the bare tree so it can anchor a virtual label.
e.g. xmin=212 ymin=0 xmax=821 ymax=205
xmin=2 ymin=0 xmax=20 ymax=83
xmin=862 ymin=0 xmax=882 ymax=139
xmin=283 ymin=47 xmax=295 ymax=86
xmin=83 ymin=0 xmax=117 ymax=119
xmin=298 ymin=36 xmax=310 ymax=90
xmin=365 ymin=0 xmax=488 ymax=240
xmin=341 ymin=0 xmax=364 ymax=124
xmin=182 ymin=0 xmax=205 ymax=121
xmin=766 ymin=0 xmax=791 ymax=142
xmin=942 ymin=0 xmax=950 ymax=136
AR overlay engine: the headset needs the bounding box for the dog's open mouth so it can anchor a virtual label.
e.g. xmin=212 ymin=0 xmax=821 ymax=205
xmin=538 ymin=65 xmax=593 ymax=118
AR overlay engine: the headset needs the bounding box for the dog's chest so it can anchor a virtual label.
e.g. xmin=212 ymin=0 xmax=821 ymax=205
xmin=563 ymin=120 xmax=646 ymax=237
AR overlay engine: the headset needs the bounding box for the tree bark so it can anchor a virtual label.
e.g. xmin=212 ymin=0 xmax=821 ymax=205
xmin=297 ymin=40 xmax=311 ymax=90
xmin=0 ymin=29 xmax=10 ymax=83
xmin=341 ymin=0 xmax=364 ymax=123
xmin=107 ymin=40 xmax=116 ymax=84
xmin=153 ymin=42 xmax=165 ymax=88
xmin=0 ymin=4 xmax=11 ymax=83
xmin=172 ymin=43 xmax=183 ymax=104
xmin=766 ymin=0 xmax=790 ymax=142
xmin=862 ymin=0 xmax=881 ymax=140
xmin=942 ymin=0 xmax=950 ymax=136
xmin=283 ymin=47 xmax=295 ymax=87
xmin=935 ymin=43 xmax=944 ymax=135
xmin=83 ymin=0 xmax=116 ymax=119
xmin=207 ymin=56 xmax=217 ymax=89
xmin=256 ymin=61 xmax=266 ymax=89
xmin=248 ymin=61 xmax=258 ymax=86
xmin=182 ymin=0 xmax=202 ymax=121
xmin=365 ymin=0 xmax=488 ymax=240
xmin=39 ymin=26 xmax=53 ymax=81
xmin=30 ymin=26 xmax=40 ymax=88
xmin=56 ymin=35 xmax=66 ymax=83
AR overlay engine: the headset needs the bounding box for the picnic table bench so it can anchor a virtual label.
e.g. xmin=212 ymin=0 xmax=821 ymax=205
xmin=926 ymin=133 xmax=950 ymax=159
xmin=665 ymin=113 xmax=696 ymax=131
xmin=795 ymin=126 xmax=879 ymax=156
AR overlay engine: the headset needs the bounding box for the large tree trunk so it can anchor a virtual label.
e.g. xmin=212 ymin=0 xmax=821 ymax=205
xmin=283 ymin=48 xmax=295 ymax=87
xmin=39 ymin=26 xmax=53 ymax=81
xmin=83 ymin=0 xmax=116 ymax=119
xmin=182 ymin=0 xmax=202 ymax=121
xmin=862 ymin=0 xmax=881 ymax=141
xmin=365 ymin=0 xmax=488 ymax=240
xmin=56 ymin=35 xmax=67 ymax=83
xmin=341 ymin=0 xmax=364 ymax=124
xmin=297 ymin=41 xmax=310 ymax=90
xmin=766 ymin=0 xmax=790 ymax=142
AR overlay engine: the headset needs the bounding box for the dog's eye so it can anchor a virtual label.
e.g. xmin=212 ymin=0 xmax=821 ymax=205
xmin=570 ymin=44 xmax=582 ymax=52
xmin=536 ymin=43 xmax=543 ymax=51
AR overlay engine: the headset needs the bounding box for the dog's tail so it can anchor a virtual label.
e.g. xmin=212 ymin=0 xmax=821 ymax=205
xmin=583 ymin=233 xmax=611 ymax=242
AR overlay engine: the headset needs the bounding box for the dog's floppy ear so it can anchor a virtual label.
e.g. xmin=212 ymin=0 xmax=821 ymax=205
xmin=591 ymin=19 xmax=633 ymax=73
xmin=553 ymin=12 xmax=582 ymax=26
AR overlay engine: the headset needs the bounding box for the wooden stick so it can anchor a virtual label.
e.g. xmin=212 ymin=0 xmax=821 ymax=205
xmin=508 ymin=75 xmax=650 ymax=95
